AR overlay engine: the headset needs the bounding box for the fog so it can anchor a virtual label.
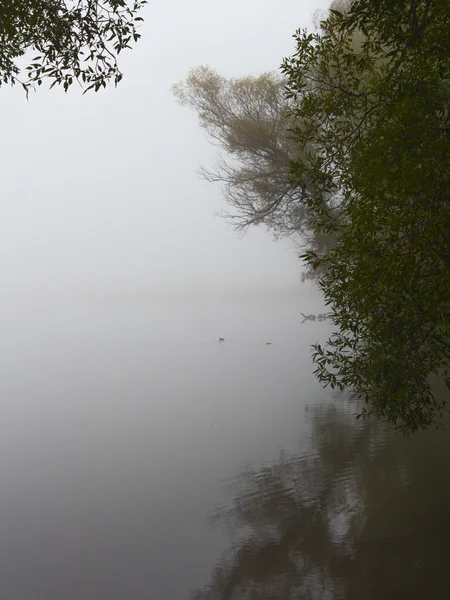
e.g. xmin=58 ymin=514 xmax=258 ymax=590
xmin=0 ymin=0 xmax=328 ymax=300
xmin=3 ymin=4 xmax=450 ymax=599
xmin=0 ymin=3 xmax=334 ymax=598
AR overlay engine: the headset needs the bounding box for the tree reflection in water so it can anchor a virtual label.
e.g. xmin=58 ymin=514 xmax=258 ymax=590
xmin=191 ymin=401 xmax=450 ymax=600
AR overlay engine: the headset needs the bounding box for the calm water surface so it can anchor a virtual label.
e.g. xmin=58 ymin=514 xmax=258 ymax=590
xmin=0 ymin=296 xmax=449 ymax=599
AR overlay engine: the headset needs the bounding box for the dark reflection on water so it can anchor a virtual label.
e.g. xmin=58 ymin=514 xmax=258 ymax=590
xmin=192 ymin=400 xmax=450 ymax=600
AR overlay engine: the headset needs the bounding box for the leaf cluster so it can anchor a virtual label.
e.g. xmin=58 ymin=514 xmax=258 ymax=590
xmin=0 ymin=0 xmax=146 ymax=93
xmin=282 ymin=0 xmax=450 ymax=432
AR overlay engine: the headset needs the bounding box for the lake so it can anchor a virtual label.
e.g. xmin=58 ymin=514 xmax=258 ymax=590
xmin=0 ymin=294 xmax=449 ymax=599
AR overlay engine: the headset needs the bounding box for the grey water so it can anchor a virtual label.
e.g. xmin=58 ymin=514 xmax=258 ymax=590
xmin=0 ymin=295 xmax=449 ymax=599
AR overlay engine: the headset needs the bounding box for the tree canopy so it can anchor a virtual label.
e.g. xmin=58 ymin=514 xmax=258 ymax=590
xmin=0 ymin=0 xmax=146 ymax=93
xmin=282 ymin=0 xmax=450 ymax=432
xmin=173 ymin=66 xmax=320 ymax=237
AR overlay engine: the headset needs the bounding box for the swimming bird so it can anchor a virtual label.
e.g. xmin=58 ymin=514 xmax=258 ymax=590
xmin=266 ymin=342 xmax=273 ymax=345
xmin=219 ymin=337 xmax=225 ymax=342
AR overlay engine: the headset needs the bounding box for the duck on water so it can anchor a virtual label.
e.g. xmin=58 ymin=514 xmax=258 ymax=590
xmin=218 ymin=337 xmax=273 ymax=345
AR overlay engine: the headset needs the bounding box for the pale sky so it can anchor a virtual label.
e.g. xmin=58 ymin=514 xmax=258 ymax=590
xmin=0 ymin=0 xmax=328 ymax=298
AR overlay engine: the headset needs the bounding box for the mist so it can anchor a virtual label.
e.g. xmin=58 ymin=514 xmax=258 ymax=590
xmin=2 ymin=3 xmax=449 ymax=599
xmin=0 ymin=0 xmax=329 ymax=301
xmin=0 ymin=2 xmax=334 ymax=599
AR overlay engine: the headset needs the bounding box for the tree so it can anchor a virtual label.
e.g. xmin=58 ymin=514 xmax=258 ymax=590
xmin=0 ymin=0 xmax=146 ymax=94
xmin=173 ymin=66 xmax=322 ymax=237
xmin=282 ymin=0 xmax=450 ymax=432
xmin=171 ymin=14 xmax=364 ymax=274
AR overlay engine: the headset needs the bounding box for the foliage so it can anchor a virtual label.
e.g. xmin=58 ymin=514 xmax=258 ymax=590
xmin=0 ymin=0 xmax=146 ymax=94
xmin=173 ymin=66 xmax=320 ymax=236
xmin=282 ymin=0 xmax=450 ymax=432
